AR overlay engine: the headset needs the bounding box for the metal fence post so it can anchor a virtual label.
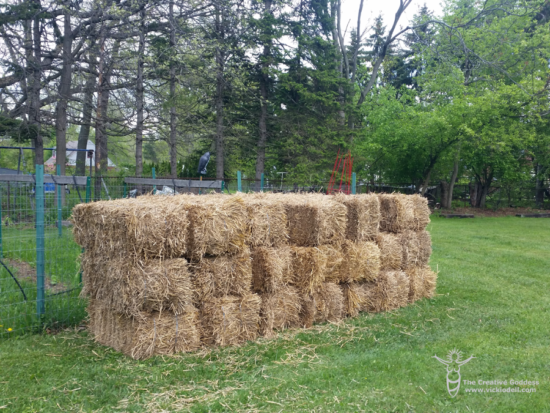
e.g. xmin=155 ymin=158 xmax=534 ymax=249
xmin=123 ymin=181 xmax=127 ymax=198
xmin=152 ymin=167 xmax=157 ymax=194
xmin=351 ymin=172 xmax=356 ymax=195
xmin=36 ymin=164 xmax=45 ymax=317
xmin=221 ymin=180 xmax=225 ymax=194
xmin=237 ymin=171 xmax=242 ymax=192
xmin=0 ymin=186 xmax=3 ymax=259
xmin=56 ymin=165 xmax=62 ymax=237
xmin=85 ymin=176 xmax=91 ymax=203
xmin=261 ymin=173 xmax=264 ymax=192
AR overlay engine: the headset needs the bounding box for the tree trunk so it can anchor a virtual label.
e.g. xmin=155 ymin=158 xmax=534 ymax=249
xmin=440 ymin=147 xmax=460 ymax=209
xmin=254 ymin=0 xmax=272 ymax=191
xmin=75 ymin=56 xmax=97 ymax=176
xmin=169 ymin=0 xmax=177 ymax=178
xmin=470 ymin=168 xmax=493 ymax=208
xmin=30 ymin=11 xmax=43 ymax=165
xmin=535 ymin=163 xmax=545 ymax=209
xmin=214 ymin=6 xmax=225 ymax=181
xmin=135 ymin=6 xmax=145 ymax=187
xmin=55 ymin=11 xmax=73 ymax=178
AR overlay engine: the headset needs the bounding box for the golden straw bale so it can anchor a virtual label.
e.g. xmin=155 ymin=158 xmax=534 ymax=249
xmin=342 ymin=283 xmax=367 ymax=317
xmin=290 ymin=246 xmax=327 ymax=294
xmin=259 ymin=285 xmax=302 ymax=337
xmin=318 ymin=244 xmax=343 ymax=283
xmin=251 ymin=246 xmax=292 ymax=293
xmin=131 ymin=306 xmax=202 ymax=359
xmin=376 ymin=232 xmax=402 ymax=270
xmin=201 ymin=294 xmax=262 ymax=346
xmin=378 ymin=193 xmax=414 ymax=233
xmin=399 ymin=230 xmax=421 ymax=270
xmin=313 ymin=283 xmax=345 ymax=323
xmin=369 ymin=271 xmax=400 ymax=312
xmin=406 ymin=266 xmax=426 ymax=302
xmin=277 ymin=194 xmax=347 ymax=246
xmin=394 ymin=271 xmax=410 ymax=308
xmin=416 ymin=230 xmax=432 ymax=265
xmin=88 ymin=258 xmax=194 ymax=318
xmin=335 ymin=193 xmax=380 ymax=242
xmin=87 ymin=299 xmax=135 ymax=354
xmin=339 ymin=241 xmax=380 ymax=283
xmin=243 ymin=193 xmax=288 ymax=247
xmin=422 ymin=266 xmax=437 ymax=298
xmin=358 ymin=282 xmax=377 ymax=312
xmin=409 ymin=194 xmax=431 ymax=231
xmin=192 ymin=248 xmax=252 ymax=302
xmin=186 ymin=194 xmax=248 ymax=260
xmin=299 ymin=294 xmax=316 ymax=328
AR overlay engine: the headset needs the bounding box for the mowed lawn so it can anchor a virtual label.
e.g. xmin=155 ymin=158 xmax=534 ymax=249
xmin=1 ymin=217 xmax=549 ymax=412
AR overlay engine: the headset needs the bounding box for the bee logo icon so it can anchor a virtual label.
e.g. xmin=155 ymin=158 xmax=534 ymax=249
xmin=434 ymin=349 xmax=475 ymax=397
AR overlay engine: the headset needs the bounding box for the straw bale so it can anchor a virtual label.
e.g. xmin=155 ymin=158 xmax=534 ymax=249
xmin=416 ymin=230 xmax=432 ymax=265
xmin=335 ymin=193 xmax=380 ymax=242
xmin=358 ymin=282 xmax=377 ymax=312
xmin=339 ymin=241 xmax=380 ymax=282
xmin=318 ymin=244 xmax=343 ymax=283
xmin=192 ymin=248 xmax=252 ymax=302
xmin=131 ymin=306 xmax=202 ymax=359
xmin=409 ymin=194 xmax=431 ymax=231
xmin=368 ymin=271 xmax=400 ymax=312
xmin=201 ymin=294 xmax=262 ymax=346
xmin=422 ymin=266 xmax=437 ymax=298
xmin=342 ymin=283 xmax=366 ymax=317
xmin=312 ymin=283 xmax=345 ymax=323
xmin=87 ymin=299 xmax=135 ymax=354
xmin=259 ymin=285 xmax=302 ymax=337
xmin=378 ymin=193 xmax=414 ymax=233
xmin=298 ymin=294 xmax=316 ymax=328
xmin=290 ymin=246 xmax=326 ymax=294
xmin=399 ymin=230 xmax=421 ymax=270
xmin=186 ymin=194 xmax=248 ymax=260
xmin=394 ymin=271 xmax=410 ymax=308
xmin=243 ymin=193 xmax=288 ymax=247
xmin=251 ymin=246 xmax=292 ymax=294
xmin=406 ymin=266 xmax=426 ymax=302
xmin=90 ymin=258 xmax=194 ymax=318
xmin=278 ymin=194 xmax=347 ymax=246
xmin=376 ymin=232 xmax=403 ymax=270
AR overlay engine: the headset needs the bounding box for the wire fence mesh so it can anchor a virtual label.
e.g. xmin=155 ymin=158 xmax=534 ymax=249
xmin=0 ymin=170 xmax=548 ymax=339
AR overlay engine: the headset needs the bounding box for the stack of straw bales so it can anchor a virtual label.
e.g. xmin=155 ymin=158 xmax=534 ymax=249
xmin=73 ymin=191 xmax=435 ymax=359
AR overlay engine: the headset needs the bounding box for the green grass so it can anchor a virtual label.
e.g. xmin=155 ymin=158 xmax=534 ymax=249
xmin=1 ymin=217 xmax=549 ymax=412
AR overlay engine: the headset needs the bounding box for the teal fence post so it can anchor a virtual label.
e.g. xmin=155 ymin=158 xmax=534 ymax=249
xmin=123 ymin=181 xmax=127 ymax=198
xmin=260 ymin=173 xmax=264 ymax=192
xmin=152 ymin=167 xmax=157 ymax=194
xmin=0 ymin=187 xmax=3 ymax=259
xmin=56 ymin=165 xmax=62 ymax=237
xmin=221 ymin=181 xmax=225 ymax=194
xmin=85 ymin=176 xmax=91 ymax=203
xmin=351 ymin=172 xmax=356 ymax=195
xmin=237 ymin=171 xmax=242 ymax=192
xmin=36 ymin=164 xmax=45 ymax=317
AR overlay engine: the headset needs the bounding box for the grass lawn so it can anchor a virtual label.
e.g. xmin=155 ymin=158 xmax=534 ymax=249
xmin=1 ymin=217 xmax=549 ymax=412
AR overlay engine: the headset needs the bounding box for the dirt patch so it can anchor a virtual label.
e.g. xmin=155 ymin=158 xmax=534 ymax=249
xmin=4 ymin=258 xmax=68 ymax=294
xmin=434 ymin=207 xmax=550 ymax=218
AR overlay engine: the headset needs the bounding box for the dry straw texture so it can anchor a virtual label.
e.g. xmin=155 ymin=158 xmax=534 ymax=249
xmin=422 ymin=265 xmax=437 ymax=298
xmin=186 ymin=194 xmax=248 ymax=259
xmin=342 ymin=283 xmax=364 ymax=317
xmin=312 ymin=283 xmax=345 ymax=323
xmin=87 ymin=300 xmax=202 ymax=359
xmin=298 ymin=294 xmax=316 ymax=329
xmin=378 ymin=193 xmax=414 ymax=233
xmin=406 ymin=266 xmax=426 ymax=302
xmin=370 ymin=271 xmax=401 ymax=312
xmin=417 ymin=230 xmax=432 ymax=265
xmin=201 ymin=294 xmax=262 ymax=346
xmin=318 ymin=244 xmax=344 ymax=283
xmin=409 ymin=194 xmax=431 ymax=231
xmin=191 ymin=248 xmax=252 ymax=302
xmin=259 ymin=285 xmax=302 ymax=337
xmin=339 ymin=241 xmax=381 ymax=282
xmin=243 ymin=193 xmax=288 ymax=247
xmin=278 ymin=194 xmax=347 ymax=246
xmin=394 ymin=271 xmax=410 ymax=308
xmin=290 ymin=246 xmax=327 ymax=294
xmin=83 ymin=257 xmax=194 ymax=318
xmin=335 ymin=193 xmax=380 ymax=241
xmin=399 ymin=230 xmax=421 ymax=270
xmin=251 ymin=246 xmax=292 ymax=293
xmin=376 ymin=232 xmax=403 ymax=270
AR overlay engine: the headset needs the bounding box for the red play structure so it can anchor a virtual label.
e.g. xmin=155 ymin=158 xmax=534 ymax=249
xmin=327 ymin=149 xmax=353 ymax=195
